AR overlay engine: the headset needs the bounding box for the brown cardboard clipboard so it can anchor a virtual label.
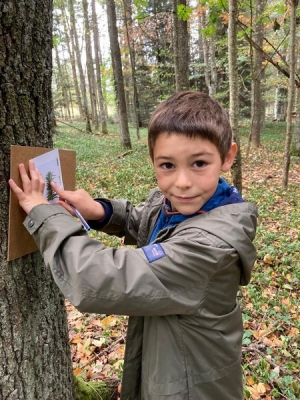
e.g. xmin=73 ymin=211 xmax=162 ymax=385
xmin=8 ymin=145 xmax=76 ymax=261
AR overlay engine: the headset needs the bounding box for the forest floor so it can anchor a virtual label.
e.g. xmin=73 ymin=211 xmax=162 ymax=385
xmin=54 ymin=120 xmax=299 ymax=400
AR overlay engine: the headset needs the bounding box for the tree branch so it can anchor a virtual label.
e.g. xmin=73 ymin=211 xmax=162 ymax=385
xmin=237 ymin=19 xmax=300 ymax=88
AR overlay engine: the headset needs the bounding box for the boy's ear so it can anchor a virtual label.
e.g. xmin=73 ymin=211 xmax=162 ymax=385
xmin=221 ymin=142 xmax=237 ymax=172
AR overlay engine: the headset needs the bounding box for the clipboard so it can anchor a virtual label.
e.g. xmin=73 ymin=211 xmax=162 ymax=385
xmin=8 ymin=145 xmax=76 ymax=261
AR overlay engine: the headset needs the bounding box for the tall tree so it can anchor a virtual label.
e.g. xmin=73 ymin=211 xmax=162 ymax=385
xmin=60 ymin=0 xmax=84 ymax=119
xmin=198 ymin=6 xmax=217 ymax=97
xmin=283 ymin=0 xmax=298 ymax=187
xmin=83 ymin=0 xmax=99 ymax=129
xmin=293 ymin=46 xmax=300 ymax=153
xmin=68 ymin=0 xmax=92 ymax=133
xmin=250 ymin=0 xmax=267 ymax=148
xmin=92 ymin=0 xmax=108 ymax=134
xmin=106 ymin=0 xmax=132 ymax=148
xmin=173 ymin=0 xmax=190 ymax=91
xmin=0 ymin=1 xmax=75 ymax=398
xmin=123 ymin=0 xmax=141 ymax=137
xmin=53 ymin=34 xmax=72 ymax=120
xmin=228 ymin=0 xmax=242 ymax=192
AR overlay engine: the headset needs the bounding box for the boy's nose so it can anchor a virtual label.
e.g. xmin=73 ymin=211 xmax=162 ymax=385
xmin=175 ymin=170 xmax=192 ymax=189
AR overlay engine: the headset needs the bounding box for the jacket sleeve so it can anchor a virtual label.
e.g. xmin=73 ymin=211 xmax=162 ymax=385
xmin=24 ymin=205 xmax=239 ymax=317
xmin=88 ymin=198 xmax=147 ymax=245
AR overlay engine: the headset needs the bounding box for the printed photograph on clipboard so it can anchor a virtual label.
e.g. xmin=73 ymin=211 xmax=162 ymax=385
xmin=30 ymin=149 xmax=64 ymax=204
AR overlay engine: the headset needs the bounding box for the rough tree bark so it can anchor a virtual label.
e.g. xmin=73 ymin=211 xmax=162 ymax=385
xmin=0 ymin=1 xmax=75 ymax=398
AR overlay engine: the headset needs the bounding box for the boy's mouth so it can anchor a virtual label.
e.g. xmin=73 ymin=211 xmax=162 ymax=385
xmin=173 ymin=195 xmax=198 ymax=202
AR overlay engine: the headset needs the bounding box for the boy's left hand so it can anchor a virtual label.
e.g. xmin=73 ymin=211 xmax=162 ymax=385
xmin=9 ymin=160 xmax=49 ymax=214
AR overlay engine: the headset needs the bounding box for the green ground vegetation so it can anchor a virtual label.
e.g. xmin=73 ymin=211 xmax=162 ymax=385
xmin=55 ymin=120 xmax=299 ymax=400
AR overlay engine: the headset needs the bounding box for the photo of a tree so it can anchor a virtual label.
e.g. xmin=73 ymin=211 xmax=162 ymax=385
xmin=45 ymin=171 xmax=58 ymax=202
xmin=30 ymin=149 xmax=64 ymax=204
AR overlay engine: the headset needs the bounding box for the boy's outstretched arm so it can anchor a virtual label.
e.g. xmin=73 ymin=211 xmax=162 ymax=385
xmin=9 ymin=161 xmax=105 ymax=221
xmin=51 ymin=182 xmax=105 ymax=221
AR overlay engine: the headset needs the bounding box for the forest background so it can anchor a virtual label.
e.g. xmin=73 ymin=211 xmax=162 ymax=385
xmin=52 ymin=1 xmax=299 ymax=399
xmin=53 ymin=0 xmax=300 ymax=155
xmin=0 ymin=0 xmax=299 ymax=399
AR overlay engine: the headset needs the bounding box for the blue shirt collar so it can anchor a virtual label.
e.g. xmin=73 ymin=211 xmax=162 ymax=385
xmin=149 ymin=178 xmax=243 ymax=243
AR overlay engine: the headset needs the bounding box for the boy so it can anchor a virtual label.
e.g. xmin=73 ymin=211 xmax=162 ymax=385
xmin=9 ymin=91 xmax=257 ymax=399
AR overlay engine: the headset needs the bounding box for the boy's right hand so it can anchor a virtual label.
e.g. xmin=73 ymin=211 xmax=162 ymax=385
xmin=51 ymin=182 xmax=105 ymax=221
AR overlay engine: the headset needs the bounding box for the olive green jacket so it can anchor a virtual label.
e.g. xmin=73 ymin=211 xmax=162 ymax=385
xmin=24 ymin=189 xmax=258 ymax=400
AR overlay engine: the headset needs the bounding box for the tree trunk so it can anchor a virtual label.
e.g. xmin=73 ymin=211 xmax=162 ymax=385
xmin=199 ymin=9 xmax=217 ymax=97
xmin=293 ymin=53 xmax=300 ymax=154
xmin=92 ymin=0 xmax=108 ymax=135
xmin=0 ymin=1 xmax=75 ymax=398
xmin=250 ymin=0 xmax=267 ymax=148
xmin=274 ymin=83 xmax=287 ymax=121
xmin=106 ymin=0 xmax=132 ymax=149
xmin=61 ymin=2 xmax=84 ymax=119
xmin=83 ymin=0 xmax=99 ymax=130
xmin=68 ymin=0 xmax=92 ymax=133
xmin=283 ymin=0 xmax=298 ymax=187
xmin=228 ymin=0 xmax=243 ymax=192
xmin=173 ymin=0 xmax=189 ymax=91
xmin=123 ymin=0 xmax=141 ymax=138
xmin=93 ymin=2 xmax=109 ymax=122
xmin=54 ymin=40 xmax=72 ymax=120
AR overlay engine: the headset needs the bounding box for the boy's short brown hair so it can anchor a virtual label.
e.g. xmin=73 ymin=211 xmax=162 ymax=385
xmin=148 ymin=91 xmax=233 ymax=163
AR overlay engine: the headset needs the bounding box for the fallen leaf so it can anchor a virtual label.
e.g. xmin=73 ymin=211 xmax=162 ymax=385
xmin=74 ymin=368 xmax=84 ymax=376
xmin=101 ymin=316 xmax=119 ymax=328
xmin=92 ymin=338 xmax=106 ymax=347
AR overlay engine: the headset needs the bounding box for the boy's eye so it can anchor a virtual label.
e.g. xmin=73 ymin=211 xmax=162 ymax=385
xmin=161 ymin=162 xmax=174 ymax=170
xmin=194 ymin=160 xmax=206 ymax=168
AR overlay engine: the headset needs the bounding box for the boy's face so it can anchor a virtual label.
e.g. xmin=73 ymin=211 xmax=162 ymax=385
xmin=153 ymin=132 xmax=237 ymax=215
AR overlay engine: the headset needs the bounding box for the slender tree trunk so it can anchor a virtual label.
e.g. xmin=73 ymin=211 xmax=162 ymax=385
xmin=0 ymin=1 xmax=75 ymax=398
xmin=61 ymin=5 xmax=84 ymax=119
xmin=274 ymin=84 xmax=288 ymax=121
xmin=199 ymin=10 xmax=217 ymax=97
xmin=94 ymin=2 xmax=109 ymax=121
xmin=283 ymin=0 xmax=298 ymax=187
xmin=173 ymin=0 xmax=189 ymax=91
xmin=123 ymin=51 xmax=132 ymax=121
xmin=250 ymin=0 xmax=267 ymax=148
xmin=228 ymin=0 xmax=242 ymax=192
xmin=92 ymin=0 xmax=108 ymax=134
xmin=54 ymin=41 xmax=72 ymax=120
xmin=293 ymin=52 xmax=300 ymax=153
xmin=82 ymin=0 xmax=99 ymax=130
xmin=123 ymin=0 xmax=141 ymax=137
xmin=68 ymin=0 xmax=92 ymax=133
xmin=106 ymin=0 xmax=132 ymax=149
xmin=209 ymin=36 xmax=217 ymax=98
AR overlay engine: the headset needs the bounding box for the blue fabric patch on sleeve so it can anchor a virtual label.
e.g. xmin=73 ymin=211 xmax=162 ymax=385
xmin=142 ymin=243 xmax=166 ymax=263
